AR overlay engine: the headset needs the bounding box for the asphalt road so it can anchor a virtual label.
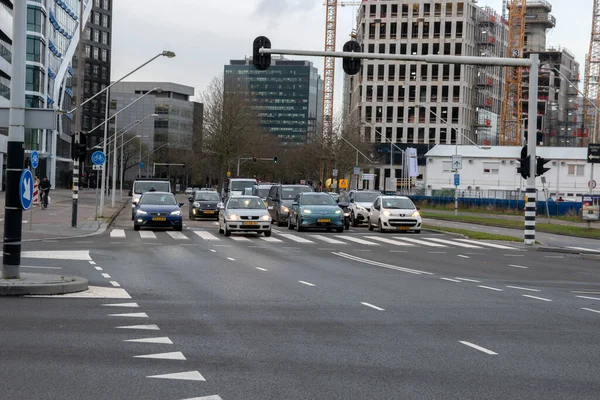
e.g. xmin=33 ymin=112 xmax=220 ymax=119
xmin=2 ymin=202 xmax=600 ymax=399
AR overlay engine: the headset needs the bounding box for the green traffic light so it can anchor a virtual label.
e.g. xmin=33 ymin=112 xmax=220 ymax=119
xmin=274 ymin=156 xmax=278 ymax=164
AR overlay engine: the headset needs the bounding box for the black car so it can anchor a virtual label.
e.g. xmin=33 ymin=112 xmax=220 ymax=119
xmin=266 ymin=184 xmax=314 ymax=226
xmin=188 ymin=190 xmax=221 ymax=220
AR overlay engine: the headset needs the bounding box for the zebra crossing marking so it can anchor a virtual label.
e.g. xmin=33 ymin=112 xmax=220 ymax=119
xmin=335 ymin=235 xmax=380 ymax=246
xmin=456 ymin=239 xmax=516 ymax=249
xmin=365 ymin=236 xmax=415 ymax=246
xmin=194 ymin=231 xmax=220 ymax=241
xmin=110 ymin=229 xmax=126 ymax=238
xmin=309 ymin=234 xmax=347 ymax=244
xmin=230 ymin=236 xmax=252 ymax=242
xmin=392 ymin=237 xmax=447 ymax=247
xmin=427 ymin=238 xmax=483 ymax=248
xmin=167 ymin=231 xmax=189 ymax=240
xmin=138 ymin=231 xmax=157 ymax=239
xmin=277 ymin=234 xmax=314 ymax=244
xmin=260 ymin=236 xmax=283 ymax=243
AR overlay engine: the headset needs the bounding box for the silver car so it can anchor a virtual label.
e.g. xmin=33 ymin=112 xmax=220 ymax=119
xmin=218 ymin=196 xmax=272 ymax=237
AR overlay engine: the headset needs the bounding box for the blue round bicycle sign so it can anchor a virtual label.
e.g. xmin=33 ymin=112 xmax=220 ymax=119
xmin=31 ymin=151 xmax=39 ymax=169
xmin=91 ymin=151 xmax=106 ymax=165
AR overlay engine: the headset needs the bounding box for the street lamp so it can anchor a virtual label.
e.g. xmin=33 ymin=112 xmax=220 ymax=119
xmin=138 ymin=135 xmax=149 ymax=178
xmin=419 ymin=105 xmax=491 ymax=216
xmin=142 ymin=142 xmax=170 ymax=178
xmin=362 ymin=121 xmax=407 ymax=192
xmin=339 ymin=136 xmax=375 ymax=190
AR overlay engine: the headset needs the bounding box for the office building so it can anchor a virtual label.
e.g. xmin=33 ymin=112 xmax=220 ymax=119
xmin=224 ymin=57 xmax=323 ymax=146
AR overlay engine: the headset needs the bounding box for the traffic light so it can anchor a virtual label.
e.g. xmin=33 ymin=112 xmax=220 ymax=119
xmin=78 ymin=133 xmax=87 ymax=162
xmin=273 ymin=156 xmax=278 ymax=164
xmin=253 ymin=36 xmax=271 ymax=71
xmin=536 ymin=157 xmax=551 ymax=177
xmin=253 ymin=155 xmax=257 ymax=162
xmin=342 ymin=40 xmax=361 ymax=75
xmin=70 ymin=133 xmax=77 ymax=160
xmin=516 ymin=146 xmax=530 ymax=179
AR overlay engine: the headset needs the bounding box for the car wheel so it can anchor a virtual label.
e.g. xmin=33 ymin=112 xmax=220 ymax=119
xmin=189 ymin=213 xmax=193 ymax=220
xmin=295 ymin=220 xmax=304 ymax=232
xmin=368 ymin=218 xmax=374 ymax=231
xmin=175 ymin=225 xmax=183 ymax=232
xmin=131 ymin=213 xmax=135 ymax=221
xmin=218 ymin=220 xmax=224 ymax=234
xmin=277 ymin=214 xmax=285 ymax=227
xmin=378 ymin=219 xmax=385 ymax=233
xmin=264 ymin=230 xmax=272 ymax=237
xmin=224 ymin=225 xmax=231 ymax=237
xmin=344 ymin=219 xmax=350 ymax=230
xmin=336 ymin=227 xmax=344 ymax=233
xmin=288 ymin=216 xmax=294 ymax=230
xmin=351 ymin=212 xmax=359 ymax=227
xmin=413 ymin=230 xmax=421 ymax=234
xmin=133 ymin=224 xmax=140 ymax=231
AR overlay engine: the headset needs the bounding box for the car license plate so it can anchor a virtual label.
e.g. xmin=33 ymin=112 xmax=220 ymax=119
xmin=397 ymin=226 xmax=410 ymax=231
xmin=243 ymin=221 xmax=259 ymax=226
xmin=203 ymin=211 xmax=215 ymax=214
xmin=318 ymin=218 xmax=330 ymax=223
xmin=153 ymin=217 xmax=167 ymax=221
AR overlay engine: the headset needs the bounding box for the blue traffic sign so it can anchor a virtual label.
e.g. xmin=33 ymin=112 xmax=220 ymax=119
xmin=91 ymin=151 xmax=106 ymax=165
xmin=139 ymin=162 xmax=145 ymax=169
xmin=454 ymin=173 xmax=460 ymax=187
xmin=20 ymin=169 xmax=34 ymax=210
xmin=31 ymin=151 xmax=39 ymax=169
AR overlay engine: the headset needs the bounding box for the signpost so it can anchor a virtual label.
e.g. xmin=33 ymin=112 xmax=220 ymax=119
xmin=339 ymin=179 xmax=348 ymax=189
xmin=332 ymin=169 xmax=338 ymax=178
xmin=28 ymin=151 xmax=39 ymax=230
xmin=92 ymin=151 xmax=105 ymax=220
xmin=452 ymin=154 xmax=463 ymax=170
xmin=454 ymin=173 xmax=460 ymax=187
xmin=19 ymin=169 xmax=33 ymax=211
xmin=586 ymin=144 xmax=599 ymax=228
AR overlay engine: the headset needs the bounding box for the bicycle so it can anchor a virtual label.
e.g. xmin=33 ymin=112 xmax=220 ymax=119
xmin=41 ymin=191 xmax=49 ymax=210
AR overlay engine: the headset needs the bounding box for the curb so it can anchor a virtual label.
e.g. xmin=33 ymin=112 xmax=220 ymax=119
xmin=533 ymin=246 xmax=600 ymax=256
xmin=0 ymin=273 xmax=88 ymax=296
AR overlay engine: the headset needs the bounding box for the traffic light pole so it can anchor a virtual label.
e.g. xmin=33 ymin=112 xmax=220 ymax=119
xmin=525 ymin=54 xmax=539 ymax=246
xmin=71 ymin=1 xmax=85 ymax=228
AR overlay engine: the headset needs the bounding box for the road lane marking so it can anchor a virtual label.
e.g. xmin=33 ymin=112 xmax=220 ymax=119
xmin=103 ymin=302 xmax=139 ymax=308
xmin=576 ymin=296 xmax=600 ymax=301
xmin=277 ymin=234 xmax=314 ymax=244
xmin=125 ymin=337 xmax=173 ymax=344
xmin=19 ymin=250 xmax=91 ymax=260
xmin=210 ymin=249 xmax=217 ymax=253
xmin=427 ymin=238 xmax=482 ymax=248
xmin=110 ymin=281 xmax=121 ymax=287
xmin=478 ymin=285 xmax=503 ymax=292
xmin=213 ymin=245 xmax=232 ymax=247
xmin=318 ymin=248 xmax=337 ymax=251
xmin=256 ymin=267 xmax=268 ymax=272
xmin=101 ymin=273 xmax=111 ymax=278
xmin=167 ymin=231 xmax=189 ymax=240
xmin=504 ymin=254 xmax=525 ymax=257
xmin=183 ymin=396 xmax=223 ymax=400
xmin=94 ymin=266 xmax=103 ymax=271
xmin=456 ymin=239 xmax=517 ymax=250
xmin=110 ymin=229 xmax=126 ymax=238
xmin=522 ymin=294 xmax=552 ymax=302
xmin=361 ymin=302 xmax=385 ymax=311
xmin=366 ymin=236 xmax=414 ymax=246
xmin=230 ymin=236 xmax=252 ymax=242
xmin=572 ymin=290 xmax=600 ymax=294
xmin=508 ymin=264 xmax=528 ymax=269
xmin=455 ymin=278 xmax=480 ymax=283
xmin=457 ymin=254 xmax=470 ymax=259
xmin=459 ymin=341 xmax=498 ymax=355
xmin=428 ymin=251 xmax=447 ymax=254
xmin=194 ymin=231 xmax=220 ymax=241
xmin=545 ymin=255 xmax=564 ymax=259
xmin=21 ymin=266 xmax=62 ymax=270
xmin=333 ymin=252 xmax=432 ymax=275
xmin=335 ymin=235 xmax=379 ymax=245
xmin=390 ymin=250 xmax=408 ymax=253
xmin=260 ymin=236 xmax=283 ymax=243
xmin=116 ymin=324 xmax=159 ymax=330
xmin=507 ymin=286 xmax=540 ymax=292
xmin=298 ymin=281 xmax=315 ymax=287
xmin=272 ymin=229 xmax=283 ymax=233
xmin=441 ymin=278 xmax=461 ymax=283
xmin=147 ymin=371 xmax=205 ymax=381
xmin=89 ymin=261 xmax=96 ymax=265
xmin=134 ymin=351 xmax=186 ymax=360
xmin=138 ymin=231 xmax=157 ymax=239
xmin=109 ymin=312 xmax=148 ymax=318
xmin=310 ymin=234 xmax=347 ymax=244
xmin=226 ymin=257 xmax=236 ymax=261
xmin=393 ymin=237 xmax=447 ymax=247
xmin=581 ymin=308 xmax=600 ymax=314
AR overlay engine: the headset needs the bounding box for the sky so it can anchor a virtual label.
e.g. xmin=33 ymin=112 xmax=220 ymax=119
xmin=112 ymin=0 xmax=592 ymax=110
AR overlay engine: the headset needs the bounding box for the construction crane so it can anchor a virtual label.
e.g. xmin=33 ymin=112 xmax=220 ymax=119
xmin=321 ymin=1 xmax=360 ymax=139
xmin=500 ymin=0 xmax=526 ymax=146
xmin=584 ymin=0 xmax=600 ymax=145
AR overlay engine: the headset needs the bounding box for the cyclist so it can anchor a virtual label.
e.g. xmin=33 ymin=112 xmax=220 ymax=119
xmin=39 ymin=176 xmax=51 ymax=209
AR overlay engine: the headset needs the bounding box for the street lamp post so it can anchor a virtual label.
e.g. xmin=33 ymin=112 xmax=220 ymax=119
xmin=339 ymin=136 xmax=375 ymax=190
xmin=144 ymin=143 xmax=170 ymax=178
xmin=362 ymin=121 xmax=406 ymax=192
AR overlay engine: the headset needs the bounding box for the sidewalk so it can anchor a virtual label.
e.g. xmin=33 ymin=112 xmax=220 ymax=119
xmin=0 ymin=189 xmax=126 ymax=242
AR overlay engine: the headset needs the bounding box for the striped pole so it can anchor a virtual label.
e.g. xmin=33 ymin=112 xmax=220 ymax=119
xmin=524 ymin=188 xmax=536 ymax=245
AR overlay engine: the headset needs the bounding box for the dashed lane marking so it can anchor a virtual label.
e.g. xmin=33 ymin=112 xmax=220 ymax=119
xmin=110 ymin=229 xmax=126 ymax=238
xmin=101 ymin=273 xmax=111 ymax=278
xmin=582 ymin=308 xmax=600 ymax=314
xmin=125 ymin=337 xmax=173 ymax=344
xmin=210 ymin=249 xmax=217 ymax=253
xmin=256 ymin=267 xmax=268 ymax=272
xmin=478 ymin=285 xmax=503 ymax=292
xmin=576 ymin=296 xmax=600 ymax=301
xmin=110 ymin=281 xmax=121 ymax=287
xmin=455 ymin=278 xmax=480 ymax=283
xmin=147 ymin=371 xmax=206 ymax=381
xmin=194 ymin=231 xmax=220 ymax=241
xmin=103 ymin=302 xmax=139 ymax=307
xmin=89 ymin=261 xmax=96 ymax=265
xmin=459 ymin=341 xmax=498 ymax=355
xmin=507 ymin=286 xmax=540 ymax=292
xmin=109 ymin=312 xmax=148 ymax=318
xmin=94 ymin=267 xmax=102 ymax=271
xmin=116 ymin=324 xmax=159 ymax=330
xmin=508 ymin=264 xmax=528 ymax=269
xmin=333 ymin=252 xmax=432 ymax=275
xmin=457 ymin=255 xmax=470 ymax=259
xmin=522 ymin=294 xmax=552 ymax=302
xmin=227 ymin=257 xmax=236 ymax=261
xmin=139 ymin=231 xmax=157 ymax=239
xmin=180 ymin=396 xmax=223 ymax=400
xmin=134 ymin=351 xmax=186 ymax=360
xmin=298 ymin=281 xmax=315 ymax=287
xmin=361 ymin=302 xmax=385 ymax=311
xmin=441 ymin=277 xmax=461 ymax=283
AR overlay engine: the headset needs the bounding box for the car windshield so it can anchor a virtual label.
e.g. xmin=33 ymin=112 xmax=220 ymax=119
xmin=140 ymin=193 xmax=177 ymax=205
xmin=231 ymin=181 xmax=256 ymax=191
xmin=195 ymin=192 xmax=220 ymax=201
xmin=382 ymin=198 xmax=416 ymax=209
xmin=227 ymin=197 xmax=265 ymax=210
xmin=302 ymin=194 xmax=337 ymax=206
xmin=329 ymin=193 xmax=340 ymax=200
xmin=355 ymin=192 xmax=380 ymax=203
xmin=281 ymin=186 xmax=311 ymax=200
xmin=256 ymin=188 xmax=271 ymax=198
xmin=134 ymin=181 xmax=170 ymax=194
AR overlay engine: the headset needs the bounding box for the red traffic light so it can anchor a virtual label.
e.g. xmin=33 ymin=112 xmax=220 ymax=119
xmin=253 ymin=156 xmax=257 ymax=162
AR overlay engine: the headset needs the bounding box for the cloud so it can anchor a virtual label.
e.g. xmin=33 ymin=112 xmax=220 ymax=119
xmin=255 ymin=0 xmax=317 ymax=18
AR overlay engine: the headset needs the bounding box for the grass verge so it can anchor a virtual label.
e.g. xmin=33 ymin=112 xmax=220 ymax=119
xmin=423 ymin=213 xmax=600 ymax=240
xmin=426 ymin=226 xmax=523 ymax=242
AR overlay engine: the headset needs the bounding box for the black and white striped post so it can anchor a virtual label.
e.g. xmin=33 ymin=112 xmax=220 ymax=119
xmin=524 ymin=54 xmax=539 ymax=246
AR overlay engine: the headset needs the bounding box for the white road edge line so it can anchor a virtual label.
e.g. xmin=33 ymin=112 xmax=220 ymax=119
xmin=477 ymin=285 xmax=503 ymax=292
xmin=459 ymin=341 xmax=498 ymax=355
xmin=581 ymin=307 xmax=600 ymax=314
xmin=507 ymin=285 xmax=540 ymax=292
xmin=441 ymin=277 xmax=461 ymax=283
xmin=522 ymin=294 xmax=552 ymax=302
xmin=577 ymin=295 xmax=600 ymax=301
xmin=361 ymin=302 xmax=385 ymax=311
xmin=508 ymin=264 xmax=528 ymax=269
xmin=332 ymin=252 xmax=432 ymax=275
xmin=298 ymin=281 xmax=315 ymax=287
xmin=457 ymin=255 xmax=470 ymax=259
xmin=455 ymin=278 xmax=481 ymax=283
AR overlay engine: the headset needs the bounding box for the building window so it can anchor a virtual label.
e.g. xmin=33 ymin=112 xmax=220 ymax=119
xmin=26 ymin=36 xmax=45 ymax=63
xmin=93 ymin=29 xmax=100 ymax=43
xmin=103 ymin=0 xmax=111 ymax=10
xmin=25 ymin=65 xmax=44 ymax=93
xmin=93 ymin=64 xmax=100 ymax=77
xmin=93 ymin=11 xmax=100 ymax=25
xmin=101 ymin=66 xmax=108 ymax=79
xmin=93 ymin=47 xmax=99 ymax=60
xmin=101 ymin=48 xmax=108 ymax=62
xmin=483 ymin=162 xmax=500 ymax=174
xmin=101 ymin=31 xmax=109 ymax=45
xmin=103 ymin=15 xmax=109 ymax=28
xmin=94 ymin=0 xmax=101 ymax=7
xmin=27 ymin=7 xmax=45 ymax=33
xmin=85 ymin=28 xmax=91 ymax=40
xmin=85 ymin=45 xmax=91 ymax=58
xmin=568 ymin=164 xmax=585 ymax=176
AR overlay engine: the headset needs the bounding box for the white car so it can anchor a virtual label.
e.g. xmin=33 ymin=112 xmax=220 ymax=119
xmin=345 ymin=190 xmax=381 ymax=227
xmin=218 ymin=195 xmax=272 ymax=237
xmin=367 ymin=195 xmax=422 ymax=233
xmin=185 ymin=187 xmax=194 ymax=195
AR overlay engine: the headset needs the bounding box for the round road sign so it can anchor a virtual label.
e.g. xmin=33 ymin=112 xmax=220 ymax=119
xmin=31 ymin=151 xmax=39 ymax=169
xmin=589 ymin=180 xmax=597 ymax=189
xmin=91 ymin=151 xmax=106 ymax=165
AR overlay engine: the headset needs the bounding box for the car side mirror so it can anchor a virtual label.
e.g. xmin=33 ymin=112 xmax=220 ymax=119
xmin=128 ymin=190 xmax=132 ymax=196
xmin=178 ymin=202 xmax=185 ymax=207
xmin=217 ymin=203 xmax=223 ymax=209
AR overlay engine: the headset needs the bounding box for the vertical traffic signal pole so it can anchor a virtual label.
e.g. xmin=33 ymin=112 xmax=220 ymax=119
xmin=72 ymin=1 xmax=85 ymax=228
xmin=2 ymin=1 xmax=26 ymax=279
xmin=524 ymin=54 xmax=539 ymax=246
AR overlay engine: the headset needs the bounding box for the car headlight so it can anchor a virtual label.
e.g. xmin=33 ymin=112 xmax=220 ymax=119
xmin=412 ymin=211 xmax=420 ymax=217
xmin=260 ymin=214 xmax=271 ymax=221
xmin=228 ymin=214 xmax=239 ymax=221
xmin=170 ymin=210 xmax=181 ymax=216
xmin=383 ymin=210 xmax=391 ymax=217
xmin=193 ymin=202 xmax=200 ymax=207
xmin=334 ymin=209 xmax=342 ymax=214
xmin=301 ymin=209 xmax=312 ymax=214
xmin=281 ymin=206 xmax=289 ymax=213
xmin=136 ymin=210 xmax=148 ymax=215
xmin=344 ymin=212 xmax=350 ymax=217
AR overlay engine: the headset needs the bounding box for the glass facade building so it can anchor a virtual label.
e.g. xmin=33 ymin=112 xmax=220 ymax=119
xmin=224 ymin=57 xmax=322 ymax=146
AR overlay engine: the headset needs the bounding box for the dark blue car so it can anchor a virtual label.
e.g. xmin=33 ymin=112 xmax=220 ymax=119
xmin=133 ymin=191 xmax=184 ymax=231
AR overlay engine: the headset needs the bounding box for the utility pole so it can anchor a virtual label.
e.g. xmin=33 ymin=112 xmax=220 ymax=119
xmin=71 ymin=1 xmax=85 ymax=227
xmin=2 ymin=0 xmax=26 ymax=278
xmin=524 ymin=54 xmax=539 ymax=246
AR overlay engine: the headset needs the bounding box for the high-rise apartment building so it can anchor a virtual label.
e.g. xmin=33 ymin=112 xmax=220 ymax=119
xmin=224 ymin=57 xmax=323 ymax=146
xmin=345 ymin=0 xmax=507 ymax=190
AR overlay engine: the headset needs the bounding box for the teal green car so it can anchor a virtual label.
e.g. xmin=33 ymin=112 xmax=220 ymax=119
xmin=288 ymin=192 xmax=345 ymax=232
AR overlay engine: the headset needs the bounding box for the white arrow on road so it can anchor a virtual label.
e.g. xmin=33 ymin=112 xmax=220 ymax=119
xmin=23 ymin=177 xmax=31 ymax=200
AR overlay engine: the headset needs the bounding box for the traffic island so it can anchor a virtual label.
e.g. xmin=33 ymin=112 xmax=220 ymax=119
xmin=0 ymin=273 xmax=88 ymax=296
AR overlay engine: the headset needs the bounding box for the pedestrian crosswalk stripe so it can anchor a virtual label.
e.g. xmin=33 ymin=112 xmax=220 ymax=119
xmin=427 ymin=237 xmax=482 ymax=248
xmin=194 ymin=231 xmax=220 ymax=241
xmin=393 ymin=237 xmax=447 ymax=247
xmin=260 ymin=236 xmax=283 ymax=243
xmin=277 ymin=233 xmax=314 ymax=243
xmin=167 ymin=231 xmax=189 ymax=240
xmin=110 ymin=229 xmax=126 ymax=238
xmin=20 ymin=250 xmax=92 ymax=260
xmin=212 ymin=221 xmax=220 ymax=226
xmin=230 ymin=236 xmax=252 ymax=242
xmin=309 ymin=234 xmax=347 ymax=244
xmin=138 ymin=231 xmax=157 ymax=239
xmin=335 ymin=235 xmax=380 ymax=246
xmin=456 ymin=239 xmax=516 ymax=250
xmin=365 ymin=236 xmax=414 ymax=246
